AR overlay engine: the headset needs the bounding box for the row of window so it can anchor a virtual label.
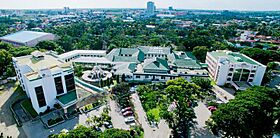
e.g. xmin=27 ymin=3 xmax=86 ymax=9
xmin=35 ymin=73 xmax=76 ymax=108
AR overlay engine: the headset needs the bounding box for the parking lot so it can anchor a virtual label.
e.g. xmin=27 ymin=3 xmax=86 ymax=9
xmin=22 ymin=105 xmax=107 ymax=138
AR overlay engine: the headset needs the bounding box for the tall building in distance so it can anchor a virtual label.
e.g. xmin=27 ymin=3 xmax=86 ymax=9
xmin=147 ymin=1 xmax=156 ymax=16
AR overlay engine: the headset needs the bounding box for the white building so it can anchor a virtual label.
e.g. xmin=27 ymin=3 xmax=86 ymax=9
xmin=12 ymin=51 xmax=77 ymax=114
xmin=58 ymin=50 xmax=107 ymax=62
xmin=206 ymin=50 xmax=266 ymax=90
xmin=0 ymin=31 xmax=56 ymax=47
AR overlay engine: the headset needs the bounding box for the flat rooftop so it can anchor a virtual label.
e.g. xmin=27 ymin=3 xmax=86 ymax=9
xmin=15 ymin=51 xmax=64 ymax=72
xmin=59 ymin=50 xmax=107 ymax=59
xmin=208 ymin=50 xmax=261 ymax=65
xmin=0 ymin=31 xmax=52 ymax=43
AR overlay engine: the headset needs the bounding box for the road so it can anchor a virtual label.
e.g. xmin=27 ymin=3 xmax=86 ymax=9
xmin=0 ymin=83 xmax=27 ymax=138
xmin=192 ymin=102 xmax=217 ymax=138
xmin=108 ymin=99 xmax=130 ymax=130
xmin=131 ymin=93 xmax=171 ymax=138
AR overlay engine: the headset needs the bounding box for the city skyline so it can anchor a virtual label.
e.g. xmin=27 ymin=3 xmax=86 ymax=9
xmin=0 ymin=0 xmax=280 ymax=11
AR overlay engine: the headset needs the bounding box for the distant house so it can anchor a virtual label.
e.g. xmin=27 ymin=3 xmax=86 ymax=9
xmin=0 ymin=31 xmax=56 ymax=47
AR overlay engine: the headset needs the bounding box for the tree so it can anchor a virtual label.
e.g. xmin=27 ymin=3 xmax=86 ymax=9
xmin=112 ymin=82 xmax=130 ymax=94
xmin=191 ymin=77 xmax=212 ymax=91
xmin=0 ymin=49 xmax=12 ymax=76
xmin=161 ymin=78 xmax=201 ymax=138
xmin=192 ymin=46 xmax=209 ymax=62
xmin=36 ymin=40 xmax=58 ymax=51
xmin=240 ymin=48 xmax=280 ymax=65
xmin=207 ymin=86 xmax=280 ymax=138
xmin=101 ymin=129 xmax=132 ymax=138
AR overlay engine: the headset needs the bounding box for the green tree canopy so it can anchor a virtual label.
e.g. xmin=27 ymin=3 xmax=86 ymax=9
xmin=192 ymin=46 xmax=209 ymax=62
xmin=207 ymin=86 xmax=280 ymax=138
xmin=161 ymin=78 xmax=202 ymax=137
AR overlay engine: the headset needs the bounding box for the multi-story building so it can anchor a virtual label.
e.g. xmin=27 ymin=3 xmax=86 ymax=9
xmin=12 ymin=51 xmax=77 ymax=114
xmin=206 ymin=50 xmax=266 ymax=90
xmin=147 ymin=1 xmax=156 ymax=16
xmin=62 ymin=46 xmax=209 ymax=83
xmin=0 ymin=31 xmax=56 ymax=47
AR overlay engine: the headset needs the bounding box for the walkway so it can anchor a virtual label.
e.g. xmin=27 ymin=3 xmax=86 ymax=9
xmin=131 ymin=93 xmax=171 ymax=138
xmin=212 ymin=85 xmax=235 ymax=103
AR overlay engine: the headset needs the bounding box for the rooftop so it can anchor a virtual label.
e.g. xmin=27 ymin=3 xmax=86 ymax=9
xmin=106 ymin=48 xmax=145 ymax=63
xmin=57 ymin=90 xmax=78 ymax=106
xmin=59 ymin=50 xmax=107 ymax=59
xmin=139 ymin=46 xmax=171 ymax=55
xmin=14 ymin=51 xmax=65 ymax=72
xmin=143 ymin=58 xmax=169 ymax=72
xmin=208 ymin=50 xmax=261 ymax=65
xmin=0 ymin=31 xmax=53 ymax=43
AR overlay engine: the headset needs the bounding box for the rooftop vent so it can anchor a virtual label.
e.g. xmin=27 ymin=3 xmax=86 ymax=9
xmin=31 ymin=51 xmax=44 ymax=60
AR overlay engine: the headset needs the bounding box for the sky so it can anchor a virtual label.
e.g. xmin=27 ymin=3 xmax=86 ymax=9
xmin=0 ymin=0 xmax=280 ymax=11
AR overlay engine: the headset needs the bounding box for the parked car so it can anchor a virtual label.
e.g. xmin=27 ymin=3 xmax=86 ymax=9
xmin=94 ymin=126 xmax=101 ymax=132
xmin=125 ymin=116 xmax=135 ymax=123
xmin=121 ymin=107 xmax=132 ymax=113
xmin=104 ymin=121 xmax=113 ymax=129
xmin=122 ymin=111 xmax=133 ymax=117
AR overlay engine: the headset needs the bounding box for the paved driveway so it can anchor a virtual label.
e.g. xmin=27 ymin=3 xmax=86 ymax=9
xmin=0 ymin=83 xmax=27 ymax=138
xmin=131 ymin=93 xmax=171 ymax=138
xmin=192 ymin=102 xmax=217 ymax=138
xmin=22 ymin=105 xmax=106 ymax=138
xmin=212 ymin=85 xmax=235 ymax=103
xmin=108 ymin=99 xmax=130 ymax=130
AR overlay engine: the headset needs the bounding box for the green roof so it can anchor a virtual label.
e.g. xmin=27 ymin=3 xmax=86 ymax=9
xmin=106 ymin=48 xmax=145 ymax=63
xmin=143 ymin=58 xmax=169 ymax=72
xmin=209 ymin=51 xmax=260 ymax=65
xmin=57 ymin=90 xmax=77 ymax=105
xmin=173 ymin=59 xmax=201 ymax=69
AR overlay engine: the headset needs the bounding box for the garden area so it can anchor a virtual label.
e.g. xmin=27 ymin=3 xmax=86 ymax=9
xmin=47 ymin=116 xmax=64 ymax=127
xmin=136 ymin=83 xmax=167 ymax=123
xmin=112 ymin=83 xmax=133 ymax=109
xmin=21 ymin=99 xmax=38 ymax=118
xmin=81 ymin=99 xmax=105 ymax=113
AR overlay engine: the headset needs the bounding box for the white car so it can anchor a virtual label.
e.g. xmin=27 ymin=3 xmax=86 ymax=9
xmin=124 ymin=116 xmax=135 ymax=123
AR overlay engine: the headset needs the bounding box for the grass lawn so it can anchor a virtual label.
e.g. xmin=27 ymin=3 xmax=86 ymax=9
xmin=147 ymin=107 xmax=160 ymax=122
xmin=21 ymin=99 xmax=38 ymax=118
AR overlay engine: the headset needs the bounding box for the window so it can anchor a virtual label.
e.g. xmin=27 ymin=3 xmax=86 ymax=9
xmin=229 ymin=68 xmax=234 ymax=71
xmin=240 ymin=69 xmax=250 ymax=81
xmin=227 ymin=78 xmax=231 ymax=81
xmin=136 ymin=75 xmax=140 ymax=78
xmin=251 ymin=70 xmax=256 ymax=73
xmin=249 ymin=74 xmax=255 ymax=78
xmin=64 ymin=74 xmax=75 ymax=92
xmin=54 ymin=76 xmax=64 ymax=95
xmin=161 ymin=76 xmax=165 ymax=79
xmin=228 ymin=73 xmax=232 ymax=76
xmin=145 ymin=75 xmax=149 ymax=78
xmin=35 ymin=86 xmax=46 ymax=108
xmin=248 ymin=79 xmax=253 ymax=82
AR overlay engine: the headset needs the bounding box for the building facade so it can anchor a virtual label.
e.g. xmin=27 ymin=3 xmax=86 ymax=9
xmin=206 ymin=50 xmax=266 ymax=90
xmin=13 ymin=51 xmax=77 ymax=114
xmin=61 ymin=46 xmax=209 ymax=84
xmin=147 ymin=1 xmax=156 ymax=16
